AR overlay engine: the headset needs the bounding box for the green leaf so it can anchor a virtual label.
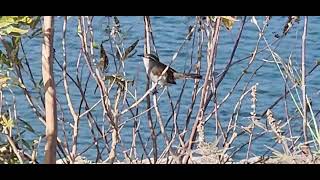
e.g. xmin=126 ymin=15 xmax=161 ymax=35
xmin=16 ymin=16 xmax=33 ymax=25
xmin=0 ymin=16 xmax=34 ymax=37
xmin=209 ymin=16 xmax=216 ymax=21
xmin=0 ymin=50 xmax=12 ymax=67
xmin=0 ymin=75 xmax=10 ymax=88
xmin=19 ymin=118 xmax=36 ymax=134
xmin=0 ymin=16 xmax=33 ymax=26
xmin=93 ymin=42 xmax=99 ymax=49
xmin=0 ymin=25 xmax=29 ymax=36
xmin=0 ymin=16 xmax=17 ymax=29
xmin=221 ymin=16 xmax=238 ymax=31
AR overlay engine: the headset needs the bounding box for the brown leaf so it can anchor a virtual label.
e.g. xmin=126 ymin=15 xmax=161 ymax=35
xmin=221 ymin=16 xmax=238 ymax=30
xmin=121 ymin=39 xmax=139 ymax=61
xmin=283 ymin=16 xmax=300 ymax=35
xmin=98 ymin=43 xmax=108 ymax=72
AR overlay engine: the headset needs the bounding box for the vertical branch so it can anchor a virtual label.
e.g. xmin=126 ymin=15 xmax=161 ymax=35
xmin=301 ymin=16 xmax=308 ymax=143
xmin=42 ymin=16 xmax=57 ymax=164
xmin=200 ymin=16 xmax=247 ymax=118
xmin=143 ymin=16 xmax=181 ymax=163
xmin=245 ymin=83 xmax=258 ymax=162
xmin=127 ymin=98 xmax=139 ymax=161
xmin=284 ymin=76 xmax=293 ymax=148
xmin=183 ymin=18 xmax=203 ymax=140
xmin=78 ymin=16 xmax=118 ymax=163
xmin=143 ymin=16 xmax=158 ymax=163
xmin=187 ymin=17 xmax=221 ymax=151
xmin=62 ymin=16 xmax=80 ymax=162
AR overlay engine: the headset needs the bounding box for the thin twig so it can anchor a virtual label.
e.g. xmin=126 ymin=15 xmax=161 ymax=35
xmin=301 ymin=16 xmax=308 ymax=143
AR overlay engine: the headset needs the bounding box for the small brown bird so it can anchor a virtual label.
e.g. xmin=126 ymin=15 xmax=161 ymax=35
xmin=139 ymin=53 xmax=202 ymax=87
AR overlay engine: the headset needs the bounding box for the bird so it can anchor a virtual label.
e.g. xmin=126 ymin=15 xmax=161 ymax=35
xmin=138 ymin=53 xmax=202 ymax=87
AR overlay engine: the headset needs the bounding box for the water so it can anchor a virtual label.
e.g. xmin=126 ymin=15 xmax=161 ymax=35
xmin=2 ymin=16 xmax=320 ymax=162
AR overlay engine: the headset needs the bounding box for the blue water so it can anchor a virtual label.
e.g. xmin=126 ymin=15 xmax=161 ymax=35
xmin=2 ymin=16 xmax=320 ymax=163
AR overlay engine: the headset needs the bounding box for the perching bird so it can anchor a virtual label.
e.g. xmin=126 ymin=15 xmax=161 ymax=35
xmin=138 ymin=53 xmax=202 ymax=87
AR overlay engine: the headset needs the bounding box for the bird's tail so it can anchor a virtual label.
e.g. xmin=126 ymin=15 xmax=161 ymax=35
xmin=174 ymin=72 xmax=202 ymax=80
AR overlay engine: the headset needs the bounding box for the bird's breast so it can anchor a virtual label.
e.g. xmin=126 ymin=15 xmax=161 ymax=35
xmin=142 ymin=57 xmax=150 ymax=73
